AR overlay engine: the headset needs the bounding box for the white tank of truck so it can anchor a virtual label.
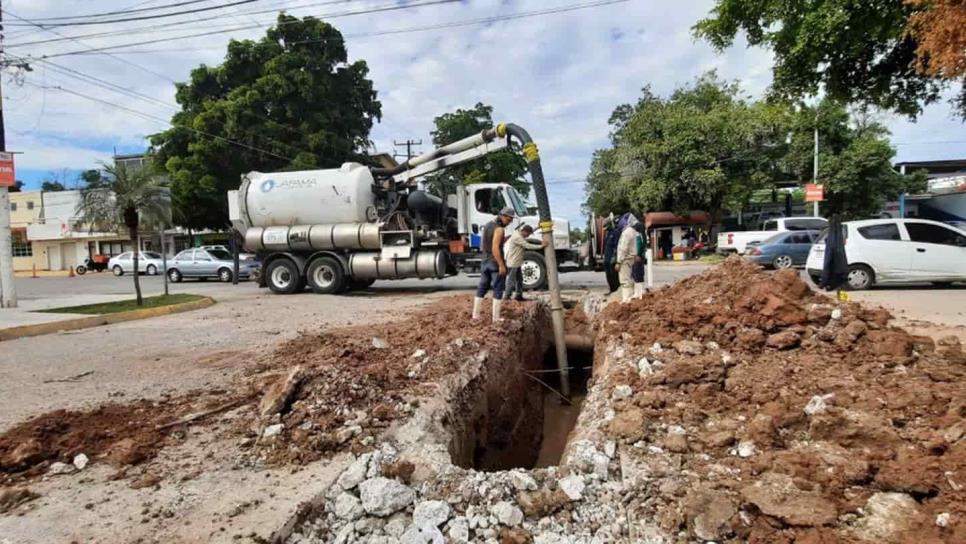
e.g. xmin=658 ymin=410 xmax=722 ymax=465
xmin=242 ymin=163 xmax=377 ymax=227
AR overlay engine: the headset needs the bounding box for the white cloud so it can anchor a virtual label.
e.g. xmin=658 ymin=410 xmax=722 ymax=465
xmin=4 ymin=0 xmax=964 ymax=225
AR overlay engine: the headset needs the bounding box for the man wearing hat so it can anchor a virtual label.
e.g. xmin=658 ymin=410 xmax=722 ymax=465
xmin=472 ymin=207 xmax=516 ymax=321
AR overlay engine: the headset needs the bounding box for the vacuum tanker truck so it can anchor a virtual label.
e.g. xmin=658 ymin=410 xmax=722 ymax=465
xmin=228 ymin=124 xmax=575 ymax=295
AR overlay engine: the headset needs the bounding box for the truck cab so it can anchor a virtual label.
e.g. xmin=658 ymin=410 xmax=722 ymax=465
xmin=458 ymin=183 xmax=570 ymax=250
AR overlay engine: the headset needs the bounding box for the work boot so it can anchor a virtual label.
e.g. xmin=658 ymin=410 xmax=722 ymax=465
xmin=633 ymin=282 xmax=645 ymax=299
xmin=621 ymin=285 xmax=633 ymax=304
xmin=472 ymin=297 xmax=484 ymax=320
xmin=492 ymin=298 xmax=504 ymax=322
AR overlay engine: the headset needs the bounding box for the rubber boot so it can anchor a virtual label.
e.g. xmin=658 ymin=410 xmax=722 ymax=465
xmin=472 ymin=297 xmax=483 ymax=320
xmin=492 ymin=298 xmax=504 ymax=322
xmin=621 ymin=285 xmax=633 ymax=303
xmin=633 ymin=282 xmax=645 ymax=299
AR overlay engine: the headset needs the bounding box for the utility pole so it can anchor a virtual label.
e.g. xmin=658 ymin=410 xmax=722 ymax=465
xmin=393 ymin=139 xmax=422 ymax=162
xmin=0 ymin=3 xmax=19 ymax=308
xmin=812 ymin=125 xmax=820 ymax=218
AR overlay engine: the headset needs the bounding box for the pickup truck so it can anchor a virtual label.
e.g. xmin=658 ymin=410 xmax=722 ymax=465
xmin=717 ymin=216 xmax=828 ymax=255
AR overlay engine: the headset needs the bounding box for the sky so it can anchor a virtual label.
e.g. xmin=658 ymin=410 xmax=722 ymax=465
xmin=3 ymin=0 xmax=966 ymax=226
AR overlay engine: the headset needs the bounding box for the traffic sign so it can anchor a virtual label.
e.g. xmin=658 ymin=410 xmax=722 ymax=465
xmin=804 ymin=183 xmax=824 ymax=203
xmin=0 ymin=152 xmax=15 ymax=187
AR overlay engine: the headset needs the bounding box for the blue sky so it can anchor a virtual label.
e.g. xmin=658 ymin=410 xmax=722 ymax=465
xmin=5 ymin=0 xmax=966 ymax=225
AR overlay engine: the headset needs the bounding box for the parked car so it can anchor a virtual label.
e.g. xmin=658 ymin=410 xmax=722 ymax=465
xmin=717 ymin=216 xmax=828 ymax=255
xmin=166 ymin=248 xmax=259 ymax=283
xmin=745 ymin=230 xmax=821 ymax=269
xmin=200 ymin=244 xmax=257 ymax=261
xmin=806 ymin=218 xmax=966 ymax=290
xmin=108 ymin=251 xmax=165 ymax=276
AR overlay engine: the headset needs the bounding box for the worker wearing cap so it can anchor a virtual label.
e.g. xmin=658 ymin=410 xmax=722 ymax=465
xmin=503 ymin=224 xmax=547 ymax=301
xmin=473 ymin=207 xmax=516 ymax=321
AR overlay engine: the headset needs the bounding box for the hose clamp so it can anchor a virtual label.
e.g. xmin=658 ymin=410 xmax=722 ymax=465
xmin=495 ymin=123 xmax=507 ymax=138
xmin=539 ymin=220 xmax=554 ymax=233
xmin=522 ymin=142 xmax=540 ymax=162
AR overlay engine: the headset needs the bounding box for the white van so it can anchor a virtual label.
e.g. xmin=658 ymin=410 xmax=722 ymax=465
xmin=718 ymin=216 xmax=829 ymax=255
xmin=806 ymin=218 xmax=966 ymax=290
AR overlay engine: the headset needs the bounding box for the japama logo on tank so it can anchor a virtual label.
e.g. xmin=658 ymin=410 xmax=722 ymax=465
xmin=259 ymin=179 xmax=276 ymax=193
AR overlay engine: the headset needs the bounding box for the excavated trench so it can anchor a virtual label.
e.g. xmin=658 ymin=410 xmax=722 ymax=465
xmin=445 ymin=304 xmax=595 ymax=472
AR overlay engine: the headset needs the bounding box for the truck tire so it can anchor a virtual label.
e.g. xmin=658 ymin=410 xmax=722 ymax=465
xmin=521 ymin=251 xmax=548 ymax=291
xmin=266 ymin=258 xmax=304 ymax=294
xmin=306 ymin=256 xmax=345 ymax=294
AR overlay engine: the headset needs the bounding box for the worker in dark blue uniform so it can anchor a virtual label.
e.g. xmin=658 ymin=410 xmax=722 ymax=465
xmin=472 ymin=207 xmax=516 ymax=321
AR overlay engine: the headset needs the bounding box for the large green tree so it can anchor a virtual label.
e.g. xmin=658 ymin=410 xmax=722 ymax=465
xmin=423 ymin=102 xmax=529 ymax=198
xmin=584 ymin=74 xmax=790 ymax=218
xmin=693 ymin=0 xmax=963 ymax=117
xmin=151 ymin=14 xmax=382 ymax=230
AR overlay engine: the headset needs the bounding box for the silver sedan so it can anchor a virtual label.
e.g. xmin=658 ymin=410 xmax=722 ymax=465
xmin=108 ymin=251 xmax=165 ymax=276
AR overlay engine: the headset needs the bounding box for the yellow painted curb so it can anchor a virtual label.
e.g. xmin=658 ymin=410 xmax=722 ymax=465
xmin=0 ymin=297 xmax=216 ymax=342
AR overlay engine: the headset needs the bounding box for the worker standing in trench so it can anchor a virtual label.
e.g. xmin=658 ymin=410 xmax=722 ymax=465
xmin=504 ymin=224 xmax=547 ymax=302
xmin=472 ymin=207 xmax=517 ymax=321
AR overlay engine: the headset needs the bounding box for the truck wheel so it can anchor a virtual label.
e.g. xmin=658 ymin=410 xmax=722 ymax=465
xmin=266 ymin=259 xmax=303 ymax=294
xmin=521 ymin=251 xmax=548 ymax=291
xmin=307 ymin=257 xmax=345 ymax=294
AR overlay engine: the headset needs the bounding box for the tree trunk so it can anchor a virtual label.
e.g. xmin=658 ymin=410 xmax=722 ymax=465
xmin=131 ymin=226 xmax=143 ymax=306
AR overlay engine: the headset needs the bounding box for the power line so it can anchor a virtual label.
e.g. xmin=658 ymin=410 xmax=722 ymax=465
xmin=3 ymin=0 xmax=260 ymax=27
xmin=32 ymin=0 xmax=461 ymax=58
xmin=26 ymin=82 xmax=295 ymax=162
xmin=26 ymin=0 xmax=234 ymax=21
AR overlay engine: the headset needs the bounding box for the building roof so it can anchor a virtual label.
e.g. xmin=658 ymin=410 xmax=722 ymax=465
xmin=894 ymin=158 xmax=966 ymax=175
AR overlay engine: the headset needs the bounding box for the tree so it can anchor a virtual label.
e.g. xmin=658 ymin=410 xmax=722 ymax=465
xmin=41 ymin=181 xmax=66 ymax=192
xmin=569 ymin=227 xmax=589 ymax=245
xmin=151 ymin=14 xmax=382 ymax=230
xmin=78 ymin=169 xmax=103 ymax=186
xmin=693 ymin=0 xmax=964 ymax=117
xmin=76 ymin=163 xmax=170 ymax=306
xmin=584 ymin=74 xmax=790 ymax=218
xmin=907 ymin=0 xmax=966 ymax=113
xmin=8 ymin=180 xmax=23 ymax=192
xmin=423 ymin=102 xmax=529 ymax=198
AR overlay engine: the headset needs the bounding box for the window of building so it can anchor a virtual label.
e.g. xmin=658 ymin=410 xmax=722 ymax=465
xmin=9 ymin=202 xmax=16 ymax=212
xmin=858 ymin=223 xmax=901 ymax=241
xmin=11 ymin=231 xmax=32 ymax=257
xmin=26 ymin=201 xmax=34 ymax=210
xmin=906 ymin=222 xmax=966 ymax=247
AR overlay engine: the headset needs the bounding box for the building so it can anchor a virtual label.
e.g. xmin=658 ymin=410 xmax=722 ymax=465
xmin=9 ymin=191 xmax=42 ymax=272
xmin=884 ymin=159 xmax=966 ymax=223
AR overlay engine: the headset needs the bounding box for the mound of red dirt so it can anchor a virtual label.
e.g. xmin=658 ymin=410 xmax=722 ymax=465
xmin=598 ymin=257 xmax=966 ymax=542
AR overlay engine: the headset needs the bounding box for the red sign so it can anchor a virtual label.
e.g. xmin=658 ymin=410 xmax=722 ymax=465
xmin=0 ymin=153 xmax=14 ymax=187
xmin=804 ymin=183 xmax=824 ymax=203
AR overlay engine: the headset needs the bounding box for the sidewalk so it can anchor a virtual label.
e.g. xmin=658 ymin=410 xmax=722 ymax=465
xmin=14 ymin=269 xmax=75 ymax=278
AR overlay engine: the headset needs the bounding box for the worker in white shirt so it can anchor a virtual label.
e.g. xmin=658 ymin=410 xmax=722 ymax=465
xmin=615 ymin=219 xmax=640 ymax=303
xmin=504 ymin=224 xmax=546 ymax=301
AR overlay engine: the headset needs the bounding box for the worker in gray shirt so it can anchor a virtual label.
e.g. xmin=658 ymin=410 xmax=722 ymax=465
xmin=503 ymin=224 xmax=546 ymax=301
xmin=473 ymin=207 xmax=516 ymax=321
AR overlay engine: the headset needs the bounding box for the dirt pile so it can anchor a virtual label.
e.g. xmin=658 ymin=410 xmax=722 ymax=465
xmin=0 ymin=296 xmax=535 ymax=485
xmin=596 ymin=257 xmax=966 ymax=542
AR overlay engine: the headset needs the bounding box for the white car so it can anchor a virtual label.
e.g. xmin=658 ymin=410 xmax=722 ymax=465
xmin=806 ymin=218 xmax=966 ymax=290
xmin=718 ymin=216 xmax=828 ymax=255
xmin=108 ymin=251 xmax=166 ymax=276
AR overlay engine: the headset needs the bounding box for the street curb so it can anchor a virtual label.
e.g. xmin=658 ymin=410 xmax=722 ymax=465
xmin=0 ymin=296 xmax=216 ymax=342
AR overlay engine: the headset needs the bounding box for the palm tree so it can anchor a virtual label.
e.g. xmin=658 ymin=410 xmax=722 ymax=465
xmin=76 ymin=162 xmax=171 ymax=306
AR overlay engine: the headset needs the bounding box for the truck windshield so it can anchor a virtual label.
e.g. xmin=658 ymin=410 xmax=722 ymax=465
xmin=505 ymin=187 xmax=529 ymax=216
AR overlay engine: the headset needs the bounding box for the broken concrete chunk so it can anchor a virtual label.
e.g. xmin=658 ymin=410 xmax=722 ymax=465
xmin=558 ymin=474 xmax=585 ymax=501
xmin=262 ymin=423 xmax=284 ymax=438
xmin=372 ymin=337 xmax=388 ymax=349
xmin=334 ymin=492 xmax=364 ymax=521
xmin=850 ymin=492 xmax=923 ymax=542
xmin=385 ymin=513 xmax=410 ymax=537
xmin=447 ymin=516 xmax=470 ymax=542
xmin=412 ymin=500 xmax=452 ymax=528
xmin=804 ymin=394 xmax=834 ymax=416
xmin=735 ymin=441 xmax=756 ymax=458
xmin=337 ymin=453 xmax=371 ymax=490
xmin=936 ymin=512 xmax=951 ymax=528
xmin=491 ymin=501 xmax=524 ymax=527
xmin=72 ymin=453 xmax=89 ymax=471
xmin=47 ymin=462 xmax=75 ymax=476
xmin=258 ymin=365 xmax=304 ymax=417
xmin=359 ymin=477 xmax=416 ymax=516
xmin=400 ymin=523 xmax=445 ymax=544
xmin=509 ymin=471 xmax=538 ymax=491
xmin=411 ymin=349 xmax=427 ymax=358
xmin=612 ymin=384 xmax=633 ymax=400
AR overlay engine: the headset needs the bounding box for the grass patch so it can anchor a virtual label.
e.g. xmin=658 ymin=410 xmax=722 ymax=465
xmin=37 ymin=294 xmax=206 ymax=315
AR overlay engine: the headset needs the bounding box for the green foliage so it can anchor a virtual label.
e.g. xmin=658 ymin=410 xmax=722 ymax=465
xmin=423 ymin=102 xmax=529 ymax=198
xmin=584 ymin=74 xmax=790 ymax=218
xmin=78 ymin=169 xmax=103 ymax=186
xmin=569 ymin=227 xmax=590 ymax=245
xmin=151 ymin=14 xmax=382 ymax=230
xmin=694 ymin=0 xmax=944 ymax=117
xmin=41 ymin=181 xmax=66 ymax=192
xmin=75 ymin=162 xmax=171 ymax=305
xmin=8 ymin=180 xmax=24 ymax=192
